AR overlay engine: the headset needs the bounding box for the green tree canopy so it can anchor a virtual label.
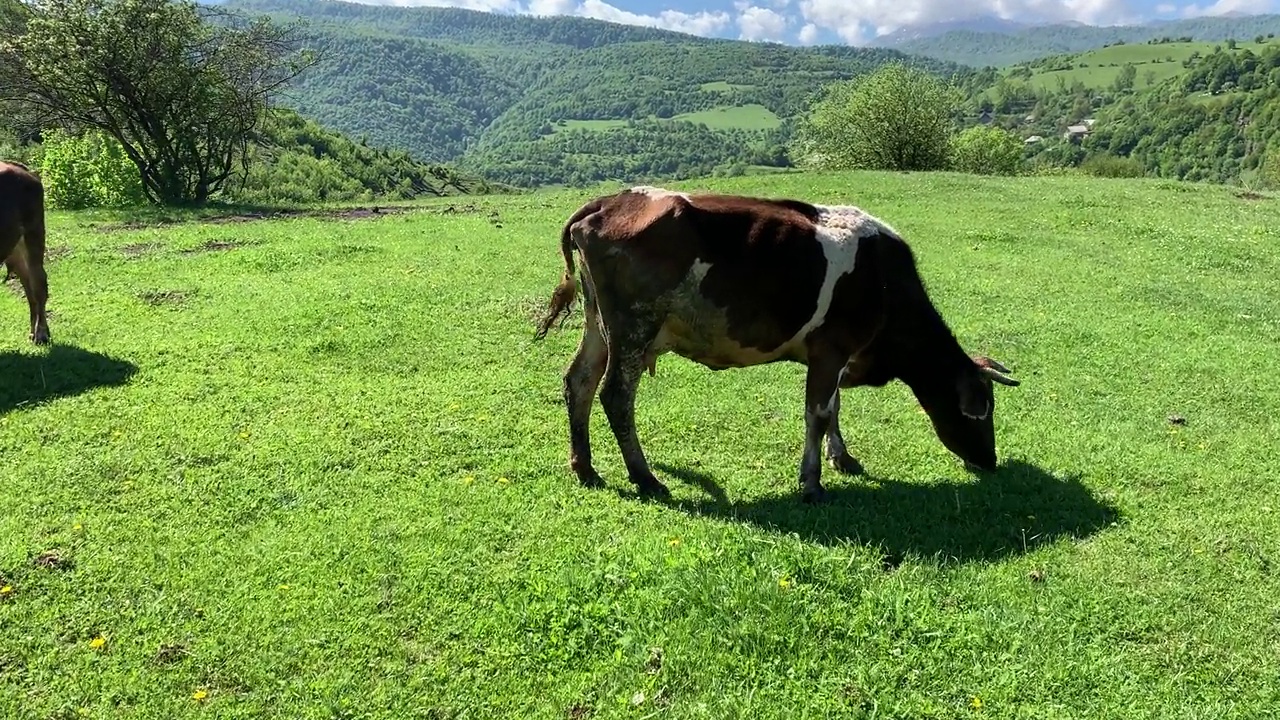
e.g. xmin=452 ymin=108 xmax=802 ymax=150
xmin=0 ymin=0 xmax=315 ymax=205
xmin=789 ymin=63 xmax=962 ymax=172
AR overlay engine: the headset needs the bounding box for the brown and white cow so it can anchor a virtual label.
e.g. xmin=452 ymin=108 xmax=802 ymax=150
xmin=534 ymin=186 xmax=1019 ymax=503
xmin=1 ymin=160 xmax=50 ymax=345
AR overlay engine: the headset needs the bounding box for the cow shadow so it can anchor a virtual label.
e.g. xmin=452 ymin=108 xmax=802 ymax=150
xmin=650 ymin=459 xmax=1121 ymax=565
xmin=0 ymin=344 xmax=137 ymax=415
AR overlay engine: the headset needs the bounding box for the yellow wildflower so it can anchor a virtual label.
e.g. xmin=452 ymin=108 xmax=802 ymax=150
xmin=0 ymin=585 xmax=12 ymax=595
xmin=239 ymin=431 xmax=250 ymax=439
xmin=778 ymin=575 xmax=792 ymax=589
xmin=971 ymin=696 xmax=983 ymax=709
xmin=668 ymin=538 xmax=681 ymax=547
xmin=73 ymin=523 xmax=83 ymax=531
xmin=89 ymin=636 xmax=106 ymax=650
xmin=463 ymin=475 xmax=475 ymax=485
xmin=278 ymin=584 xmax=290 ymax=590
xmin=497 ymin=476 xmax=510 ymax=484
xmin=192 ymin=688 xmax=209 ymax=702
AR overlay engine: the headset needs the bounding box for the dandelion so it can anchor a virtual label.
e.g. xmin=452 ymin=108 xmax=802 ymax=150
xmin=971 ymin=696 xmax=983 ymax=709
xmin=89 ymin=636 xmax=107 ymax=650
xmin=192 ymin=688 xmax=209 ymax=702
xmin=497 ymin=476 xmax=510 ymax=484
xmin=73 ymin=523 xmax=83 ymax=531
xmin=463 ymin=475 xmax=475 ymax=485
xmin=0 ymin=585 xmax=12 ymax=595
xmin=778 ymin=575 xmax=792 ymax=589
xmin=668 ymin=538 xmax=681 ymax=547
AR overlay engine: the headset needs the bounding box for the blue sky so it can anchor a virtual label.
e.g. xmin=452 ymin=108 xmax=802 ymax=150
xmin=359 ymin=0 xmax=1278 ymax=45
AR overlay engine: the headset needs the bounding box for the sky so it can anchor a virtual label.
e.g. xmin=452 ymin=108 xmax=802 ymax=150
xmin=353 ymin=0 xmax=1278 ymax=45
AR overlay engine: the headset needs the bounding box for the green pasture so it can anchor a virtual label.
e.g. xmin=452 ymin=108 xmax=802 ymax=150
xmin=551 ymin=103 xmax=781 ymax=134
xmin=1008 ymin=40 xmax=1274 ymax=92
xmin=2 ymin=171 xmax=1278 ymax=718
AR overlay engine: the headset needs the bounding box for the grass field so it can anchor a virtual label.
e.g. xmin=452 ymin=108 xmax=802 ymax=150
xmin=1006 ymin=40 xmax=1274 ymax=92
xmin=3 ymin=171 xmax=1280 ymax=717
xmin=551 ymin=104 xmax=781 ymax=134
xmin=671 ymin=104 xmax=781 ymax=131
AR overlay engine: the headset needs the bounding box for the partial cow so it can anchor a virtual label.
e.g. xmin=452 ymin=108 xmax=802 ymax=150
xmin=533 ymin=186 xmax=1021 ymax=503
xmin=1 ymin=160 xmax=50 ymax=345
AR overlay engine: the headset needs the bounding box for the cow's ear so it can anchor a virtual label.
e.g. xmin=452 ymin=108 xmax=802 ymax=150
xmin=973 ymin=355 xmax=1020 ymax=387
xmin=956 ymin=370 xmax=991 ymax=420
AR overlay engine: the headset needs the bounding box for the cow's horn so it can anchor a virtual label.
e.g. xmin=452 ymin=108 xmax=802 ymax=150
xmin=974 ymin=355 xmax=1020 ymax=386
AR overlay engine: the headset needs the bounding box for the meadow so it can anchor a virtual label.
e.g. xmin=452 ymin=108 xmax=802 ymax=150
xmin=551 ymin=103 xmax=781 ymax=134
xmin=1010 ymin=39 xmax=1275 ymax=92
xmin=2 ymin=171 xmax=1279 ymax=718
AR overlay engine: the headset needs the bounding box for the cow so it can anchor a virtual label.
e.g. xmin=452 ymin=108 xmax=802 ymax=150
xmin=533 ymin=186 xmax=1021 ymax=504
xmin=0 ymin=160 xmax=50 ymax=345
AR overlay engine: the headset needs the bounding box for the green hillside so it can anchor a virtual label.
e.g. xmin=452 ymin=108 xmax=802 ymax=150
xmin=1007 ymin=39 xmax=1274 ymax=93
xmin=893 ymin=15 xmax=1280 ymax=67
xmin=224 ymin=0 xmax=970 ymax=187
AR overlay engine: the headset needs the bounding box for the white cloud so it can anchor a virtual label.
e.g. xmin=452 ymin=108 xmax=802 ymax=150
xmin=575 ymin=0 xmax=731 ymax=35
xmin=1179 ymin=0 xmax=1273 ymax=17
xmin=527 ymin=0 xmax=577 ymax=14
xmin=336 ymin=0 xmax=1280 ymax=46
xmin=736 ymin=3 xmax=791 ymax=41
xmin=375 ymin=0 xmax=523 ymax=11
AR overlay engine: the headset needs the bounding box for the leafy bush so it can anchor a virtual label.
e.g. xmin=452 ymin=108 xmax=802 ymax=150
xmin=1079 ymin=153 xmax=1146 ymax=179
xmin=790 ymin=63 xmax=961 ymax=172
xmin=35 ymin=128 xmax=146 ymax=209
xmin=228 ymin=110 xmax=501 ymax=205
xmin=1261 ymin=147 xmax=1280 ymax=189
xmin=949 ymin=126 xmax=1026 ymax=176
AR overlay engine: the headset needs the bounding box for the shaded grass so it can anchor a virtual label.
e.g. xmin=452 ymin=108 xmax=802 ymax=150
xmin=1 ymin=171 xmax=1279 ymax=717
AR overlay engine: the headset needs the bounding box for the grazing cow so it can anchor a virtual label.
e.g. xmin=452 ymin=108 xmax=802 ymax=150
xmin=0 ymin=160 xmax=50 ymax=345
xmin=533 ymin=186 xmax=1020 ymax=503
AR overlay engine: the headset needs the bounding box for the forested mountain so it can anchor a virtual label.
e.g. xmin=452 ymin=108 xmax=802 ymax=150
xmin=1084 ymin=43 xmax=1280 ymax=184
xmin=223 ymin=0 xmax=970 ymax=187
xmin=891 ymin=14 xmax=1280 ymax=67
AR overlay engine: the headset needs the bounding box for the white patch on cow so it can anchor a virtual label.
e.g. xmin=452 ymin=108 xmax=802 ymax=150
xmin=777 ymin=203 xmax=892 ymax=353
xmin=626 ymin=185 xmax=691 ymax=202
xmin=644 ymin=199 xmax=898 ymax=373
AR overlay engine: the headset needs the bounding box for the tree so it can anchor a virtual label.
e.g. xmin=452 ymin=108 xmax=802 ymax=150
xmin=949 ymin=126 xmax=1025 ymax=176
xmin=0 ymin=0 xmax=315 ymax=205
xmin=789 ymin=63 xmax=961 ymax=172
xmin=1113 ymin=63 xmax=1137 ymax=92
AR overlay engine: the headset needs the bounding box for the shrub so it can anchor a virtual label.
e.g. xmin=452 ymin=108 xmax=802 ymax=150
xmin=949 ymin=126 xmax=1025 ymax=176
xmin=35 ymin=128 xmax=146 ymax=209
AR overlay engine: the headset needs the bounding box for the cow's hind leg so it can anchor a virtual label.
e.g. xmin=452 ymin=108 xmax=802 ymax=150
xmin=5 ymin=230 xmax=49 ymax=346
xmin=598 ymin=320 xmax=668 ymax=499
xmin=824 ymin=390 xmax=864 ymax=475
xmin=564 ymin=283 xmax=608 ymax=489
xmin=798 ymin=347 xmax=845 ymax=503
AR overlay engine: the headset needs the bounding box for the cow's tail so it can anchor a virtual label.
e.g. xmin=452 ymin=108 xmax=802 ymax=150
xmin=534 ymin=200 xmax=598 ymax=340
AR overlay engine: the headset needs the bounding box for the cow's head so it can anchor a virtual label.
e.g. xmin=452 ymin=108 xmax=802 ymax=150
xmin=916 ymin=355 xmax=1020 ymax=472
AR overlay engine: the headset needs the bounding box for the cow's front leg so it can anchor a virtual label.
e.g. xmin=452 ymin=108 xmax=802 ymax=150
xmin=599 ymin=327 xmax=668 ymax=499
xmin=798 ymin=350 xmax=844 ymax=503
xmin=824 ymin=390 xmax=864 ymax=475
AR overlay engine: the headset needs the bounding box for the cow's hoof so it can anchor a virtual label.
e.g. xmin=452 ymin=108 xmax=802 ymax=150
xmin=800 ymin=484 xmax=826 ymax=504
xmin=31 ymin=331 xmax=50 ymax=346
xmin=635 ymin=476 xmax=671 ymax=500
xmin=827 ymin=452 xmax=864 ymax=476
xmin=576 ymin=469 xmax=605 ymax=489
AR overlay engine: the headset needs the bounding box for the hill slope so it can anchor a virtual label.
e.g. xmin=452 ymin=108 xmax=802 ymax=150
xmin=225 ymin=0 xmax=970 ymax=187
xmin=889 ymin=14 xmax=1280 ymax=67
